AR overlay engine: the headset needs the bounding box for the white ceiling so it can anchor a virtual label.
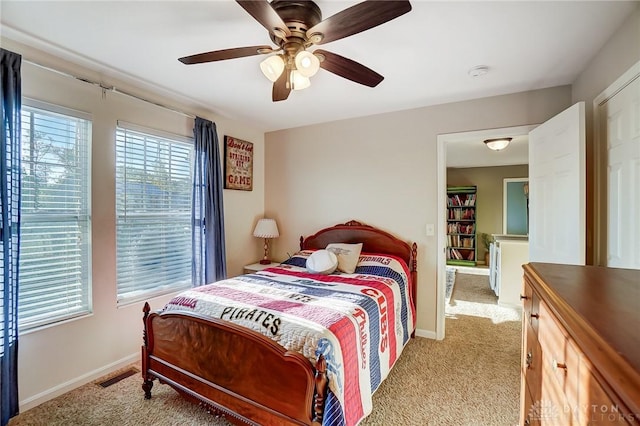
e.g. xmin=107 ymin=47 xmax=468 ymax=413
xmin=1 ymin=1 xmax=637 ymax=136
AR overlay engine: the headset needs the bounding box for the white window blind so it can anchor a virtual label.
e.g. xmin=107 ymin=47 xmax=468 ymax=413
xmin=116 ymin=124 xmax=193 ymax=304
xmin=19 ymin=101 xmax=92 ymax=331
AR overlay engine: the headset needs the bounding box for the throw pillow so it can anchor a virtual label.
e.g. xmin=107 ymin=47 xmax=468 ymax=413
xmin=326 ymin=243 xmax=363 ymax=274
xmin=306 ymin=249 xmax=338 ymax=275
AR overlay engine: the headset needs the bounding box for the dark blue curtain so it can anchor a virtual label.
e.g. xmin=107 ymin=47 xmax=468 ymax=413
xmin=192 ymin=116 xmax=226 ymax=286
xmin=1 ymin=48 xmax=22 ymax=426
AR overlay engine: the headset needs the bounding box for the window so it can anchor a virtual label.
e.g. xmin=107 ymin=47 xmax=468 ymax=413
xmin=116 ymin=122 xmax=193 ymax=304
xmin=19 ymin=100 xmax=92 ymax=331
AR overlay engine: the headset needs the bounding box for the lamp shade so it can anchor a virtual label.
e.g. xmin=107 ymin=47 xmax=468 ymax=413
xmin=294 ymin=50 xmax=320 ymax=78
xmin=484 ymin=138 xmax=512 ymax=151
xmin=260 ymin=55 xmax=285 ymax=82
xmin=253 ymin=218 xmax=279 ymax=238
xmin=290 ymin=70 xmax=311 ymax=91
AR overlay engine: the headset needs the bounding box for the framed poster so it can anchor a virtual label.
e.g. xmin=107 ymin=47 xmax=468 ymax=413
xmin=224 ymin=135 xmax=253 ymax=191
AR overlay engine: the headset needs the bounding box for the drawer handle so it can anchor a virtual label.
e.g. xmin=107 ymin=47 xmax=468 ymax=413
xmin=520 ymin=295 xmax=529 ymax=300
xmin=530 ymin=313 xmax=539 ymax=319
xmin=526 ymin=351 xmax=533 ymax=368
xmin=552 ymin=359 xmax=567 ymax=372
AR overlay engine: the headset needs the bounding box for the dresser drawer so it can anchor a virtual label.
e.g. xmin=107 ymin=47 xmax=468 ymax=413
xmin=522 ymin=278 xmax=540 ymax=333
xmin=522 ymin=278 xmax=533 ymax=316
xmin=523 ymin=320 xmax=542 ymax=403
xmin=521 ymin=384 xmax=541 ymax=425
xmin=529 ymin=290 xmax=541 ymax=334
xmin=537 ymin=300 xmax=580 ymax=415
xmin=576 ymin=358 xmax=630 ymax=425
xmin=539 ymin=362 xmax=577 ymax=425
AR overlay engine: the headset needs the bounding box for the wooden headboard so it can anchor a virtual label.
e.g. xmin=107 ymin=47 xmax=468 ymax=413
xmin=300 ymin=220 xmax=415 ymax=269
xmin=300 ymin=220 xmax=418 ymax=315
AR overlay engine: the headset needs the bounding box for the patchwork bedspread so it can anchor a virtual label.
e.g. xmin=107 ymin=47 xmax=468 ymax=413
xmin=163 ymin=251 xmax=415 ymax=426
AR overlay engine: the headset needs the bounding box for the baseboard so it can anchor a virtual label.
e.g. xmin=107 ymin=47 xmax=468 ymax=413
xmin=19 ymin=352 xmax=139 ymax=412
xmin=414 ymin=328 xmax=437 ymax=340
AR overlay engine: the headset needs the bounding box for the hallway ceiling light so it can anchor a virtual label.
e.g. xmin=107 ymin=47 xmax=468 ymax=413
xmin=484 ymin=138 xmax=512 ymax=151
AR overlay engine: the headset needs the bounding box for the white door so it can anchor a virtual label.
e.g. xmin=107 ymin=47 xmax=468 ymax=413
xmin=528 ymin=102 xmax=586 ymax=265
xmin=605 ymin=76 xmax=640 ymax=268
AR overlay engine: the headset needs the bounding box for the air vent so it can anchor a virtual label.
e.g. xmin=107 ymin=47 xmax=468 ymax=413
xmin=97 ymin=368 xmax=139 ymax=388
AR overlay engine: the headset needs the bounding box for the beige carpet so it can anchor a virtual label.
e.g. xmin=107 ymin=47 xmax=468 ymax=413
xmin=10 ymin=273 xmax=522 ymax=426
xmin=446 ymin=271 xmax=522 ymax=324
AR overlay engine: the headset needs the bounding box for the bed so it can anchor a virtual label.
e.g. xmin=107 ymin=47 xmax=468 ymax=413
xmin=141 ymin=220 xmax=417 ymax=425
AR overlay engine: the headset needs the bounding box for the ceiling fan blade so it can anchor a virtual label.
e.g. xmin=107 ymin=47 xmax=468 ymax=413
xmin=179 ymin=46 xmax=273 ymax=64
xmin=272 ymin=68 xmax=291 ymax=102
xmin=307 ymin=0 xmax=411 ymax=45
xmin=237 ymin=0 xmax=291 ymax=38
xmin=315 ymin=49 xmax=383 ymax=87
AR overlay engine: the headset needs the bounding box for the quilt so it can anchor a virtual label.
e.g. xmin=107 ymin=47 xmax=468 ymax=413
xmin=163 ymin=250 xmax=415 ymax=426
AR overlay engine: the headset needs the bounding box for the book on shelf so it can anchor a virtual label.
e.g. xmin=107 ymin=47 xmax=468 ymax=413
xmin=447 ymin=193 xmax=476 ymax=207
xmin=448 ymin=248 xmax=475 ymax=260
xmin=447 ymin=223 xmax=475 ymax=234
xmin=446 ymin=185 xmax=477 ymax=266
xmin=448 ymin=209 xmax=475 ymax=220
xmin=462 ymin=237 xmax=474 ymax=248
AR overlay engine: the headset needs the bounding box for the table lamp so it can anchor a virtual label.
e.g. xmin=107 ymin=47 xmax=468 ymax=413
xmin=253 ymin=218 xmax=279 ymax=264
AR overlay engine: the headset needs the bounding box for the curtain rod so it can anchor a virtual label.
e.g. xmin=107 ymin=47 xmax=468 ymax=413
xmin=24 ymin=59 xmax=197 ymax=119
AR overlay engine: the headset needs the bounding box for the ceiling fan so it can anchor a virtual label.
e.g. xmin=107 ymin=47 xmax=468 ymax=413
xmin=178 ymin=0 xmax=412 ymax=102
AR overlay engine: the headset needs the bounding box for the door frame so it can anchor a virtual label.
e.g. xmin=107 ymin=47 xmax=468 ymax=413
xmin=503 ymin=177 xmax=529 ymax=235
xmin=436 ymin=125 xmax=537 ymax=340
xmin=593 ymin=60 xmax=640 ymax=266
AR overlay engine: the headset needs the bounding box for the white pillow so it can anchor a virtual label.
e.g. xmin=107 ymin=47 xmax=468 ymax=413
xmin=326 ymin=243 xmax=363 ymax=274
xmin=306 ymin=250 xmax=338 ymax=275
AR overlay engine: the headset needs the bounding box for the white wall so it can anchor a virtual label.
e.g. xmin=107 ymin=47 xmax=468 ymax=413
xmin=571 ymin=4 xmax=640 ymax=264
xmin=572 ymin=4 xmax=640 ymax=113
xmin=2 ymin=38 xmax=266 ymax=410
xmin=264 ymin=86 xmax=572 ymax=336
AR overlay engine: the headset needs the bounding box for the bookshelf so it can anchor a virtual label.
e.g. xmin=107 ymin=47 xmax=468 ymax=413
xmin=446 ymin=186 xmax=477 ymax=266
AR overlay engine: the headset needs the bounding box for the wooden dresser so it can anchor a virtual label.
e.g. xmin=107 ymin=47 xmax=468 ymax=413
xmin=520 ymin=263 xmax=640 ymax=425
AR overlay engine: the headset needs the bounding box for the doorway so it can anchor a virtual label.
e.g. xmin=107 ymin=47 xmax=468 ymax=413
xmin=503 ymin=178 xmax=529 ymax=236
xmin=436 ymin=125 xmax=536 ymax=340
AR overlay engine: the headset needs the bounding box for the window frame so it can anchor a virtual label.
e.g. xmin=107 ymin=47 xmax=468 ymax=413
xmin=115 ymin=121 xmax=194 ymax=305
xmin=18 ymin=98 xmax=93 ymax=332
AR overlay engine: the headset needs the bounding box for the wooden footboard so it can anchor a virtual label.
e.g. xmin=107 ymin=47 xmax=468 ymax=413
xmin=142 ymin=303 xmax=328 ymax=425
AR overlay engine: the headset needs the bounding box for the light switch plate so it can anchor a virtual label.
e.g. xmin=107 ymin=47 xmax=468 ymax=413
xmin=426 ymin=223 xmax=435 ymax=236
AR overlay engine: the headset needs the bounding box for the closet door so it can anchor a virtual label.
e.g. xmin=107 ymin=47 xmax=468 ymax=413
xmin=605 ymin=74 xmax=640 ymax=269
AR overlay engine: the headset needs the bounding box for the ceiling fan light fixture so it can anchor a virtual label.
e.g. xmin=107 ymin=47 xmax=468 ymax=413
xmin=294 ymin=50 xmax=320 ymax=78
xmin=260 ymin=55 xmax=285 ymax=82
xmin=290 ymin=70 xmax=311 ymax=90
xmin=179 ymin=0 xmax=413 ymax=102
xmin=484 ymin=137 xmax=512 ymax=151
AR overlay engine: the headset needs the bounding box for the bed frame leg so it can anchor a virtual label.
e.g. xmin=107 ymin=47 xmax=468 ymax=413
xmin=142 ymin=302 xmax=154 ymax=399
xmin=312 ymin=355 xmax=328 ymax=424
xmin=142 ymin=378 xmax=154 ymax=399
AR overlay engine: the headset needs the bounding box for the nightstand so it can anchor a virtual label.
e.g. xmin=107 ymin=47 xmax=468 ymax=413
xmin=244 ymin=262 xmax=279 ymax=274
